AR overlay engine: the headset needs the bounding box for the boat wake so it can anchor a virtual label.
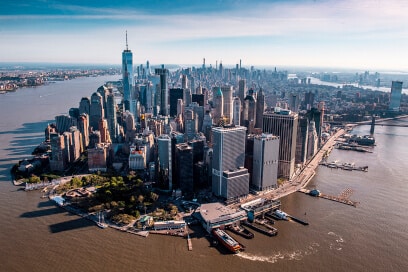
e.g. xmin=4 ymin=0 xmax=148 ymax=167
xmin=328 ymin=232 xmax=345 ymax=250
xmin=236 ymin=242 xmax=320 ymax=263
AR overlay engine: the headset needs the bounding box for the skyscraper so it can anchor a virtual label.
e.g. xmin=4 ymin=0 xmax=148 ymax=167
xmin=79 ymin=97 xmax=90 ymax=115
xmin=175 ymin=143 xmax=194 ymax=194
xmin=389 ymin=81 xmax=403 ymax=111
xmin=238 ymin=79 xmax=246 ymax=107
xmin=169 ymin=88 xmax=184 ymax=117
xmin=155 ymin=66 xmax=169 ymax=116
xmin=263 ymin=110 xmax=298 ymax=179
xmin=232 ymin=97 xmax=241 ymax=126
xmin=221 ymin=86 xmax=233 ymax=125
xmin=157 ymin=134 xmax=172 ymax=190
xmin=252 ymin=134 xmax=279 ymax=191
xmin=90 ymin=92 xmax=104 ymax=130
xmin=122 ymin=31 xmax=133 ymax=113
xmin=212 ymin=125 xmax=249 ymax=199
xmin=106 ymin=93 xmax=117 ymax=142
xmin=213 ymin=87 xmax=223 ymax=124
xmin=255 ymin=88 xmax=265 ymax=129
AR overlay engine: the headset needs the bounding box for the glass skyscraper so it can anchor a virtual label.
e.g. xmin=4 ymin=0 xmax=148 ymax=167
xmin=122 ymin=32 xmax=133 ymax=113
xmin=389 ymin=81 xmax=403 ymax=111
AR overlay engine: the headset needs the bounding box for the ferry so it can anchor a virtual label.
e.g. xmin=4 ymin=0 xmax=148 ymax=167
xmin=273 ymin=209 xmax=288 ymax=220
xmin=212 ymin=228 xmax=242 ymax=254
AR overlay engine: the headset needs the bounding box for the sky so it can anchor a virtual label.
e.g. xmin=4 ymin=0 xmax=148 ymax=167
xmin=1 ymin=0 xmax=408 ymax=71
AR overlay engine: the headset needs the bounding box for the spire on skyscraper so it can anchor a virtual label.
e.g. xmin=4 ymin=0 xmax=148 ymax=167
xmin=125 ymin=30 xmax=128 ymax=51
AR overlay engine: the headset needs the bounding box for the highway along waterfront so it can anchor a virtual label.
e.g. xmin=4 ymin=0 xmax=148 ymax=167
xmin=0 ymin=76 xmax=407 ymax=272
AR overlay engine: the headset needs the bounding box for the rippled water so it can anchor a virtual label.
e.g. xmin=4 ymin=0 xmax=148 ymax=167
xmin=0 ymin=77 xmax=407 ymax=272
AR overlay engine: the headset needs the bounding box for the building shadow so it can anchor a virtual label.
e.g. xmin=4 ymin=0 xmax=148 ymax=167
xmin=49 ymin=217 xmax=95 ymax=233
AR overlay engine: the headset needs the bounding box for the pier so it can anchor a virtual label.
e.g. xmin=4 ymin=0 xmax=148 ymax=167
xmin=187 ymin=233 xmax=193 ymax=251
xmin=242 ymin=220 xmax=278 ymax=237
xmin=319 ymin=160 xmax=368 ymax=172
xmin=287 ymin=215 xmax=309 ymax=226
xmin=298 ymin=188 xmax=358 ymax=207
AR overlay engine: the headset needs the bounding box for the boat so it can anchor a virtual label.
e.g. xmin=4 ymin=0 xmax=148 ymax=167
xmin=309 ymin=189 xmax=321 ymax=197
xmin=96 ymin=211 xmax=108 ymax=229
xmin=242 ymin=220 xmax=278 ymax=237
xmin=212 ymin=228 xmax=242 ymax=253
xmin=227 ymin=224 xmax=254 ymax=239
xmin=273 ymin=209 xmax=288 ymax=220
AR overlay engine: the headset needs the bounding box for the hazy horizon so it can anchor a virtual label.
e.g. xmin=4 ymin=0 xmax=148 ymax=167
xmin=2 ymin=0 xmax=408 ymax=71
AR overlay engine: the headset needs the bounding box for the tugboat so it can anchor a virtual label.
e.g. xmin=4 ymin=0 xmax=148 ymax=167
xmin=227 ymin=224 xmax=254 ymax=239
xmin=309 ymin=189 xmax=321 ymax=197
xmin=212 ymin=228 xmax=243 ymax=254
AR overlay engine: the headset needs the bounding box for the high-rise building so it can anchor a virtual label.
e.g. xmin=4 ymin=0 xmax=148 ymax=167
xmin=184 ymin=109 xmax=197 ymax=141
xmin=69 ymin=126 xmax=82 ymax=162
xmin=122 ymin=32 xmax=133 ymax=113
xmin=295 ymin=116 xmax=308 ymax=165
xmin=157 ymin=134 xmax=172 ymax=190
xmin=232 ymin=97 xmax=241 ymax=126
xmin=221 ymin=86 xmax=233 ymax=125
xmin=238 ymin=79 xmax=246 ymax=108
xmin=243 ymin=90 xmax=256 ymax=133
xmin=106 ymin=93 xmax=117 ymax=142
xmin=184 ymin=88 xmax=192 ymax=106
xmin=212 ymin=125 xmax=249 ymax=199
xmin=169 ymin=88 xmax=184 ymax=117
xmin=155 ymin=66 xmax=169 ymax=116
xmin=49 ymin=133 xmax=66 ymax=172
xmin=389 ymin=81 xmax=403 ymax=111
xmin=99 ymin=119 xmax=111 ymax=143
xmin=90 ymin=92 xmax=104 ymax=130
xmin=307 ymin=120 xmax=318 ymax=159
xmin=263 ymin=110 xmax=298 ymax=179
xmin=175 ymin=143 xmax=194 ymax=194
xmin=181 ymin=74 xmax=188 ymax=89
xmin=213 ymin=87 xmax=223 ymax=124
xmin=79 ymin=97 xmax=91 ymax=115
xmin=55 ymin=115 xmax=75 ymax=134
xmin=255 ymin=88 xmax=265 ymax=129
xmin=78 ymin=114 xmax=89 ymax=150
xmin=252 ymin=134 xmax=279 ymax=191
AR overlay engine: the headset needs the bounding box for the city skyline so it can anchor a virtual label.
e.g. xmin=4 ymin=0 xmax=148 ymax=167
xmin=1 ymin=0 xmax=408 ymax=71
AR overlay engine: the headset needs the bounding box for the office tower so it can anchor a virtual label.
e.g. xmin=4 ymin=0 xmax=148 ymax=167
xmin=290 ymin=94 xmax=300 ymax=112
xmin=295 ymin=116 xmax=309 ymax=165
xmin=307 ymin=108 xmax=322 ymax=147
xmin=196 ymin=82 xmax=203 ymax=95
xmin=243 ymin=90 xmax=256 ymax=133
xmin=232 ymin=97 xmax=241 ymax=126
xmin=69 ymin=108 xmax=79 ymax=120
xmin=192 ymin=94 xmax=204 ymax=107
xmin=252 ymin=134 xmax=279 ymax=191
xmin=213 ymin=87 xmax=223 ymax=124
xmin=79 ymin=97 xmax=91 ymax=115
xmin=182 ymin=74 xmax=188 ymax=89
xmin=221 ymin=86 xmax=233 ymax=125
xmin=317 ymin=102 xmax=325 ymax=132
xmin=106 ymin=93 xmax=117 ymax=142
xmin=255 ymin=88 xmax=265 ymax=129
xmin=155 ymin=66 xmax=169 ymax=116
xmin=55 ymin=115 xmax=75 ymax=134
xmin=212 ymin=125 xmax=249 ymax=199
xmin=175 ymin=143 xmax=194 ymax=193
xmin=263 ymin=110 xmax=298 ymax=179
xmin=389 ymin=81 xmax=403 ymax=111
xmin=189 ymin=137 xmax=205 ymax=164
xmin=185 ymin=102 xmax=204 ymax=135
xmin=69 ymin=126 xmax=82 ymax=162
xmin=169 ymin=88 xmax=184 ymax=117
xmin=303 ymin=91 xmax=315 ymax=110
xmin=184 ymin=88 xmax=192 ymax=106
xmin=177 ymin=99 xmax=184 ymax=117
xmin=78 ymin=114 xmax=89 ymax=149
xmin=202 ymin=110 xmax=213 ymax=141
xmin=90 ymin=92 xmax=104 ymax=130
xmin=184 ymin=109 xmax=197 ymax=141
xmin=97 ymin=85 xmax=109 ymax=117
xmin=99 ymin=119 xmax=111 ymax=143
xmin=122 ymin=32 xmax=133 ymax=113
xmin=238 ymin=79 xmax=246 ymax=105
xmin=157 ymin=134 xmax=172 ymax=190
xmin=307 ymin=120 xmax=318 ymax=159
xmin=49 ymin=133 xmax=66 ymax=172
xmin=190 ymin=76 xmax=195 ymax=93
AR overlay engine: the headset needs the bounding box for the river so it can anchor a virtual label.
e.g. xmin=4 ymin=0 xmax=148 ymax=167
xmin=0 ymin=76 xmax=407 ymax=272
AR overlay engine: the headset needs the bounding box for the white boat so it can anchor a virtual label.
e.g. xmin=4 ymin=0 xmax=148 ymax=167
xmin=96 ymin=212 xmax=108 ymax=229
xmin=273 ymin=209 xmax=288 ymax=220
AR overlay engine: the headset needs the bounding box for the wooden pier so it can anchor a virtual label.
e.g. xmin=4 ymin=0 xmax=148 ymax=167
xmin=187 ymin=233 xmax=193 ymax=251
xmin=298 ymin=188 xmax=358 ymax=207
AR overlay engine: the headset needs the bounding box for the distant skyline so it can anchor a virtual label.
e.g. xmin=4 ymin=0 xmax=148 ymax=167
xmin=2 ymin=0 xmax=408 ymax=71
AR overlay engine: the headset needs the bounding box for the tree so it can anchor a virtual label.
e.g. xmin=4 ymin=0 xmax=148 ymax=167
xmin=28 ymin=175 xmax=41 ymax=183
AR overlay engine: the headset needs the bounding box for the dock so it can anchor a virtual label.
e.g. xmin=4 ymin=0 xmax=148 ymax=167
xmin=287 ymin=215 xmax=309 ymax=226
xmin=319 ymin=161 xmax=368 ymax=172
xmin=298 ymin=188 xmax=358 ymax=207
xmin=242 ymin=221 xmax=278 ymax=237
xmin=187 ymin=233 xmax=193 ymax=251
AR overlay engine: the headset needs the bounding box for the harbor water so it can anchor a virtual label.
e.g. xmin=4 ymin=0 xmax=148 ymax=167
xmin=0 ymin=76 xmax=407 ymax=272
